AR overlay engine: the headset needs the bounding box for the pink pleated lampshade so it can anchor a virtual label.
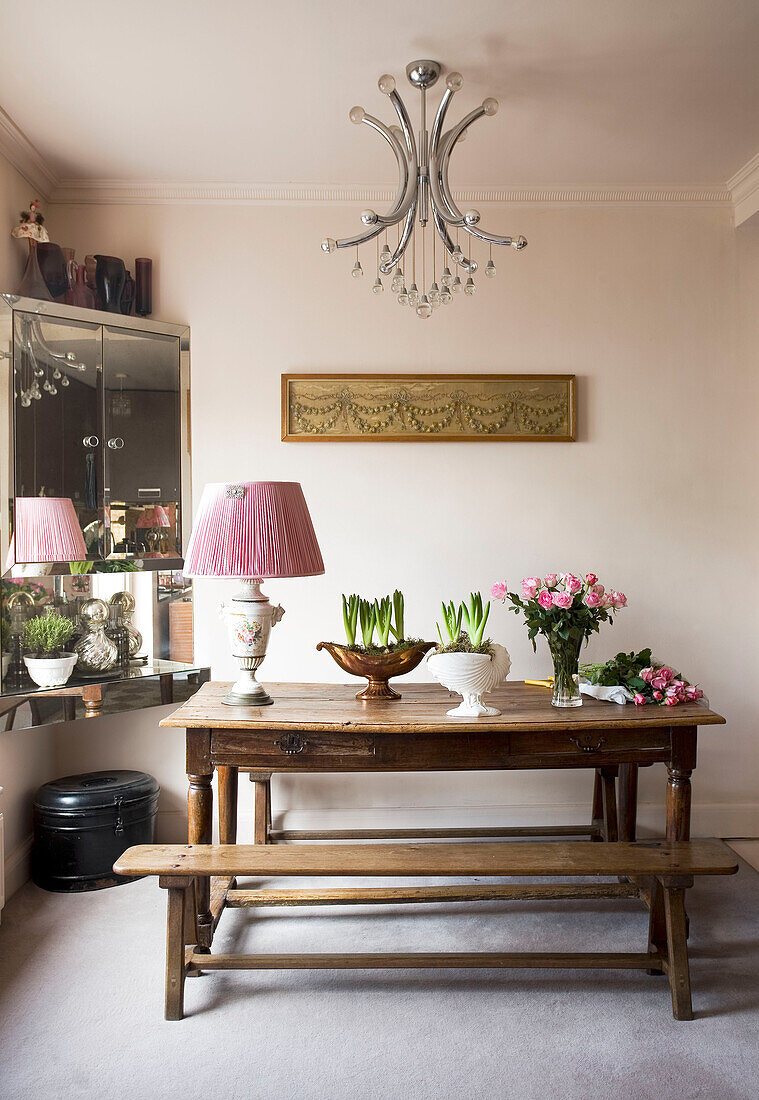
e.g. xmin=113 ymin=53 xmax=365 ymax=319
xmin=12 ymin=497 xmax=87 ymax=563
xmin=183 ymin=481 xmax=324 ymax=579
xmin=136 ymin=504 xmax=171 ymax=528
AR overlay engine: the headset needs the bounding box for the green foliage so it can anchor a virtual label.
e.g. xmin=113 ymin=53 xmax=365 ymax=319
xmin=340 ymin=590 xmax=408 ymax=651
xmin=436 ymin=600 xmax=463 ymax=647
xmin=342 ymin=594 xmax=359 ymax=646
xmin=358 ymin=599 xmax=377 ymax=648
xmin=506 ymin=590 xmax=614 ymax=653
xmin=462 ymin=592 xmax=490 ymax=647
xmin=580 ymin=649 xmax=653 ymax=687
xmin=21 ymin=612 xmax=75 ymax=657
xmin=436 ymin=593 xmax=491 ymax=649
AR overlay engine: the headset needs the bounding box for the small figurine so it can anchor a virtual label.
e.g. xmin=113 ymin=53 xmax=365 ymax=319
xmin=11 ymin=200 xmax=50 ymax=245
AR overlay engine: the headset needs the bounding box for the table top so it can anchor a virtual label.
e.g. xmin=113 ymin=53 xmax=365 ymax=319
xmin=161 ymin=681 xmax=726 ymax=734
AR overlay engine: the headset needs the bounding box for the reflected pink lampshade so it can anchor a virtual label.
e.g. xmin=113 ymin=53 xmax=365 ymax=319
xmin=136 ymin=505 xmax=171 ymax=529
xmin=11 ymin=497 xmax=87 ymax=564
xmin=183 ymin=481 xmax=324 ymax=579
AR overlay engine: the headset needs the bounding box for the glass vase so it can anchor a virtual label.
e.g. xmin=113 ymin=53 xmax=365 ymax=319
xmin=546 ymin=633 xmax=583 ymax=708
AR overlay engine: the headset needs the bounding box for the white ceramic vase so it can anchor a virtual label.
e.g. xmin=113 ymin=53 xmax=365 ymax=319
xmin=427 ymin=643 xmax=511 ymax=717
xmin=23 ymin=652 xmax=78 ymax=688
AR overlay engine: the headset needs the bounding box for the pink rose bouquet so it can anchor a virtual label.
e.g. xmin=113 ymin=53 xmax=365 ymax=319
xmin=491 ymin=573 xmax=625 ymax=708
xmin=580 ymin=648 xmax=704 ymax=707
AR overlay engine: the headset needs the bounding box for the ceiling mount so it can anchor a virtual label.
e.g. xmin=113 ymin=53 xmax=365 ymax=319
xmin=405 ymin=60 xmax=441 ymax=90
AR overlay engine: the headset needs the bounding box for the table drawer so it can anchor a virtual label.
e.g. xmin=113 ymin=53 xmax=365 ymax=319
xmin=509 ymin=727 xmax=670 ymax=761
xmin=213 ymin=730 xmax=376 ymax=764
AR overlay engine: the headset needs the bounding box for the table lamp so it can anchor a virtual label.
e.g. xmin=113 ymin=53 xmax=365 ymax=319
xmin=183 ymin=481 xmax=324 ymax=706
xmin=7 ymin=497 xmax=87 ymax=576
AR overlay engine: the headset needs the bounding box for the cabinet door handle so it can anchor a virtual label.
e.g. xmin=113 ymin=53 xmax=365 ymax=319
xmin=107 ymin=437 xmax=125 ymax=450
xmin=82 ymin=435 xmax=99 ymax=448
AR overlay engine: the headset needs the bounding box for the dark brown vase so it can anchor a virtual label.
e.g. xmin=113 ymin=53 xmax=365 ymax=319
xmin=135 ymin=257 xmax=152 ymax=316
xmin=37 ymin=243 xmax=69 ymax=301
xmin=66 ymin=264 xmax=96 ymax=309
xmin=94 ymin=255 xmax=126 ymax=313
xmin=120 ymin=270 xmax=135 ymax=315
xmin=316 ymin=640 xmax=435 ymax=701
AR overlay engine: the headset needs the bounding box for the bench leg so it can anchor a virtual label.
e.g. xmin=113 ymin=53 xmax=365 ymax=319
xmin=160 ymin=876 xmax=192 ymax=1021
xmin=188 ymin=772 xmax=214 ymax=950
xmin=646 ymin=878 xmax=666 ymax=975
xmin=590 ymin=770 xmax=604 ymax=841
xmin=663 ymin=883 xmax=693 ymax=1020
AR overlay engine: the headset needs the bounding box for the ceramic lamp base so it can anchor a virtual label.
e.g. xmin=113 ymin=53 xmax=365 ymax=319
xmin=222 ymin=662 xmax=274 ymax=707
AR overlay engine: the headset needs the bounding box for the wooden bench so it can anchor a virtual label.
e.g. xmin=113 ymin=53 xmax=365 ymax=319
xmin=114 ymin=839 xmax=738 ymax=1022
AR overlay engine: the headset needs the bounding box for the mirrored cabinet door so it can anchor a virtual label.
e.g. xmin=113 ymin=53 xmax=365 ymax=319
xmin=13 ymin=311 xmax=104 ymax=560
xmin=103 ymin=327 xmax=182 ymax=561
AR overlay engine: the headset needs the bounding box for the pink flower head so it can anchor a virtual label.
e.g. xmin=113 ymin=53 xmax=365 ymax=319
xmin=651 ymin=675 xmax=667 ymax=692
xmin=640 ymin=667 xmax=655 ymax=683
xmin=592 ymin=583 xmax=605 ymax=597
xmin=687 ymin=686 xmax=704 ymax=701
xmin=653 ymin=690 xmax=663 ymax=701
xmin=537 ymin=588 xmax=554 ymax=609
xmin=544 ymin=573 xmax=558 ymax=588
xmin=658 ymin=666 xmax=674 ymax=683
xmin=552 ymin=591 xmax=573 ymax=609
xmin=613 ymin=591 xmax=627 ymax=609
xmin=633 ymin=693 xmax=646 ymax=706
xmin=665 ymin=695 xmax=679 ymax=706
xmin=564 ymin=574 xmax=582 ymax=594
xmin=584 ymin=591 xmax=601 ymax=608
xmin=585 ymin=573 xmax=598 ymax=586
xmin=522 ymin=577 xmax=542 ymax=599
xmin=491 ymin=581 xmax=509 ymax=601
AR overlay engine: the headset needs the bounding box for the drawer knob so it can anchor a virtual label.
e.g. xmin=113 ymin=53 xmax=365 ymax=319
xmin=569 ymin=735 xmax=606 ymax=753
xmin=275 ymin=733 xmax=309 ymax=755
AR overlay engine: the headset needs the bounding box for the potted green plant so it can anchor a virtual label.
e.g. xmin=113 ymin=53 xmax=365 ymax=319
xmin=427 ymin=593 xmax=511 ymax=717
xmin=317 ymin=590 xmax=434 ymax=700
xmin=21 ymin=611 xmax=78 ymax=688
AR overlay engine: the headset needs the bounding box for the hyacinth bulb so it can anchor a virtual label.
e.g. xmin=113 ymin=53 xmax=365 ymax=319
xmin=485 ymin=259 xmax=496 ymax=278
xmin=372 ymin=277 xmax=384 ymax=295
xmin=416 ymin=295 xmax=432 ymax=319
xmin=321 ymin=238 xmax=337 ymax=254
xmin=465 ymin=277 xmax=476 ymax=296
xmin=351 ymin=260 xmax=363 ymax=278
xmin=451 ymin=275 xmax=463 ymax=293
xmin=440 ymin=266 xmax=452 ymax=287
xmin=408 ymin=283 xmax=419 ymax=306
xmin=397 ymin=287 xmax=408 ymax=305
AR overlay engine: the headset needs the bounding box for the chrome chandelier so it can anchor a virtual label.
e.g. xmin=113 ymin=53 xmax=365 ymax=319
xmin=321 ymin=60 xmax=527 ymax=319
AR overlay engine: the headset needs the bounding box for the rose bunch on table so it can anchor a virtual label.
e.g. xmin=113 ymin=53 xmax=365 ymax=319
xmin=580 ymin=648 xmax=704 ymax=707
xmin=490 ymin=573 xmax=626 ymax=651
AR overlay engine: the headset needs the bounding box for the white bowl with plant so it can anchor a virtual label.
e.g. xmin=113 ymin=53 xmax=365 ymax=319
xmin=427 ymin=593 xmax=511 ymax=717
xmin=22 ymin=611 xmax=78 ymax=688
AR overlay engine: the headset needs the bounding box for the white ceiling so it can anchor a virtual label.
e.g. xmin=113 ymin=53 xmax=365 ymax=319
xmin=0 ymin=0 xmax=758 ymax=191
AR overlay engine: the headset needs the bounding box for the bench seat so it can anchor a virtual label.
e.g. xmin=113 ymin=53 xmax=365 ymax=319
xmin=114 ymin=839 xmax=738 ymax=1022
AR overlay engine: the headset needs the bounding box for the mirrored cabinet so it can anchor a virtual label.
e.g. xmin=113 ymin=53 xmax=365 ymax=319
xmin=0 ymin=294 xmax=207 ymax=728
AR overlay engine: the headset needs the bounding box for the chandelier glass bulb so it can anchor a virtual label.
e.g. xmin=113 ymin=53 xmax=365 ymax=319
xmin=485 ymin=259 xmax=496 ymax=278
xmin=372 ymin=277 xmax=384 ymax=294
xmin=464 ymin=277 xmax=476 ymax=296
xmin=352 ymin=260 xmax=364 ymax=278
xmin=378 ymin=74 xmax=396 ymax=95
xmin=440 ymin=286 xmax=452 ymax=304
xmin=321 ymin=238 xmax=337 ymax=254
xmin=408 ymin=282 xmax=419 ymax=306
xmin=451 ymin=275 xmax=463 ymax=293
xmin=440 ymin=266 xmax=452 ymax=287
xmin=397 ymin=286 xmax=408 ymax=305
xmin=482 ymin=97 xmax=499 ymax=116
xmin=380 ymin=243 xmax=392 ymax=260
xmin=60 ymin=375 xmax=69 ymax=387
xmin=451 ymin=243 xmax=463 ymax=264
xmin=416 ymin=295 xmax=432 ymax=319
xmin=349 ymin=106 xmax=365 ymax=124
xmin=446 ymin=72 xmax=463 ymax=91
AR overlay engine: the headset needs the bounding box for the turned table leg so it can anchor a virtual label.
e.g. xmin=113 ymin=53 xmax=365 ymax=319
xmin=188 ymin=771 xmax=213 ymax=949
xmin=218 ymin=766 xmax=238 ymax=845
xmin=251 ymin=773 xmax=272 ymax=844
xmin=600 ymin=766 xmax=619 ymax=842
xmin=667 ymin=727 xmax=696 ymax=842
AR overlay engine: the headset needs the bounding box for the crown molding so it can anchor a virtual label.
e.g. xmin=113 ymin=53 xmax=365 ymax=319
xmin=50 ymin=178 xmax=731 ymax=207
xmin=0 ymin=107 xmax=57 ymax=199
xmin=727 ymin=152 xmax=759 ymax=226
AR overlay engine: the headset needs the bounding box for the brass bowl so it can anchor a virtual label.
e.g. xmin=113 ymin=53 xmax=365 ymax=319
xmin=316 ymin=640 xmax=436 ymax=701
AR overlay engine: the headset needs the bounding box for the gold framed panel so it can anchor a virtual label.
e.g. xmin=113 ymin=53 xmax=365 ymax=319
xmin=282 ymin=373 xmax=576 ymax=442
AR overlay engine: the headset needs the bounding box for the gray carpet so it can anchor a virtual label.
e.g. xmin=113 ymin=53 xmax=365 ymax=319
xmin=1 ymin=860 xmax=758 ymax=1100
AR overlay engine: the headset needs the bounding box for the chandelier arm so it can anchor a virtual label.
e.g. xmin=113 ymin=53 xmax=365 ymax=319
xmin=334 ymin=224 xmax=386 ymax=250
xmin=359 ymin=114 xmax=415 ymax=226
xmin=433 ymin=106 xmax=488 ymax=226
xmin=387 ymin=89 xmax=418 ymax=164
xmin=461 ymin=224 xmax=516 ymax=247
xmin=379 ymin=197 xmax=417 ymax=274
xmin=431 ymin=206 xmax=476 ymax=273
xmin=429 ymin=87 xmax=454 ymax=162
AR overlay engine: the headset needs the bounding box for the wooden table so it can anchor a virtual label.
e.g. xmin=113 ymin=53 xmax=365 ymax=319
xmin=160 ymin=681 xmax=725 ymax=949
